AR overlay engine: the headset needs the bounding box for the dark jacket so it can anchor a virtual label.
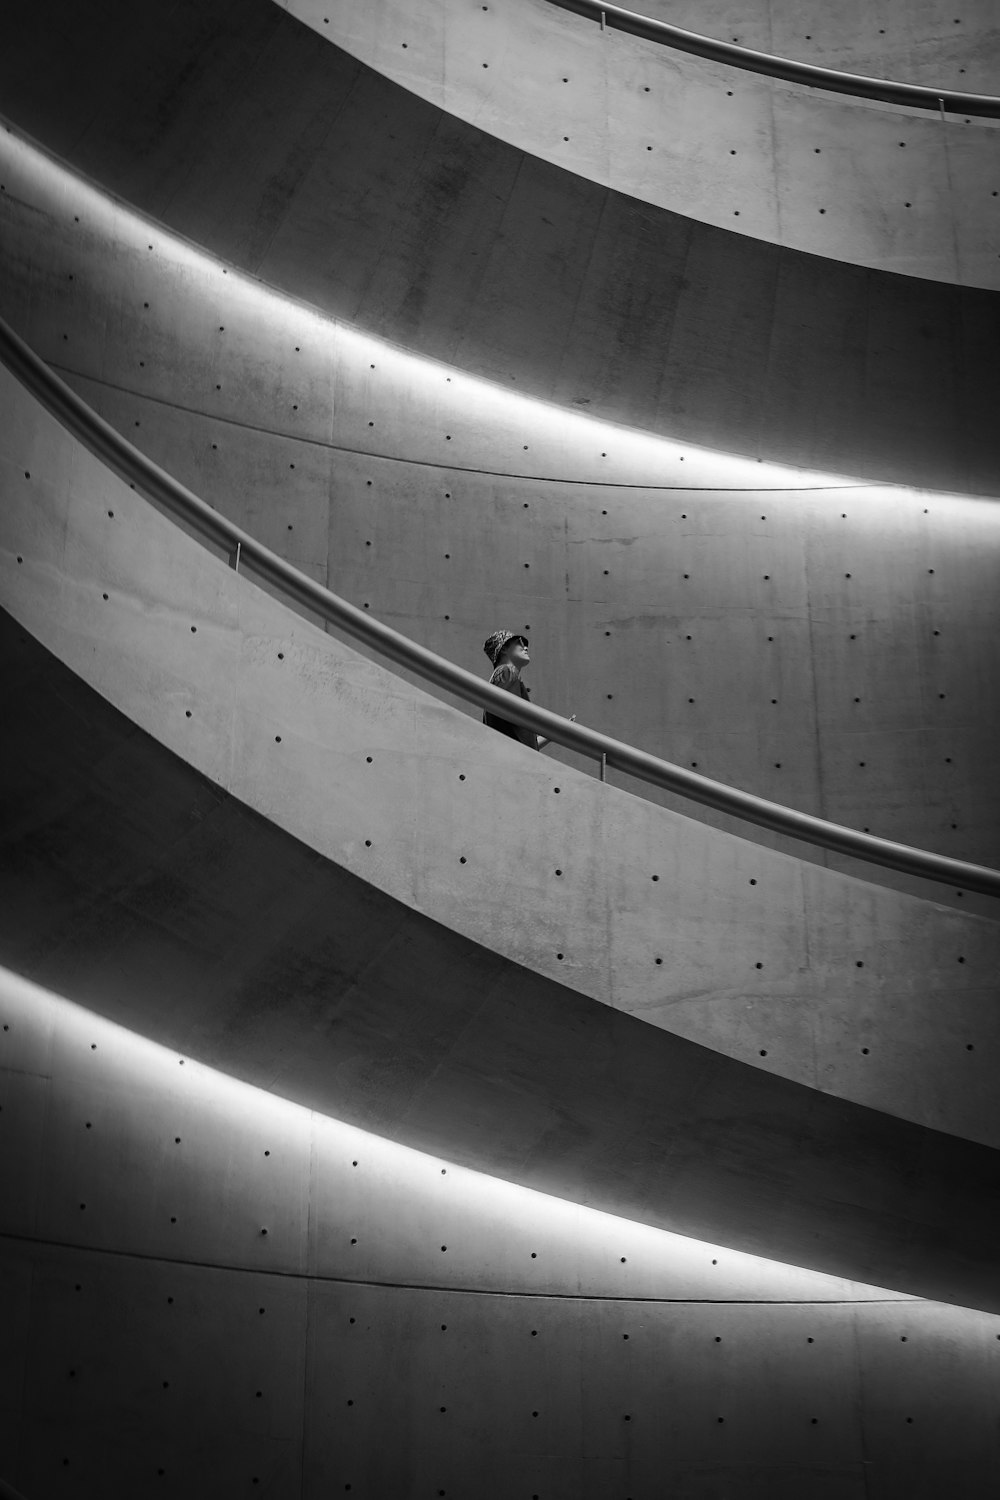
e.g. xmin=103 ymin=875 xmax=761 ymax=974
xmin=483 ymin=663 xmax=538 ymax=749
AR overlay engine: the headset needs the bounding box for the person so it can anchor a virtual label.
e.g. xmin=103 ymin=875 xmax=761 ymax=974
xmin=482 ymin=629 xmax=574 ymax=751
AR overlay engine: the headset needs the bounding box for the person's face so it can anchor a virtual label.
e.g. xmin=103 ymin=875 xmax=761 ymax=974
xmin=506 ymin=641 xmax=530 ymax=669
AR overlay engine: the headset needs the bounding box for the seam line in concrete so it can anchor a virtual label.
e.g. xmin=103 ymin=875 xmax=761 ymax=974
xmin=51 ymin=364 xmax=869 ymax=494
xmin=0 ymin=1230 xmax=914 ymax=1304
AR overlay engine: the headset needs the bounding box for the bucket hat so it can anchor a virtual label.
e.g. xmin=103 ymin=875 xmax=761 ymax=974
xmin=483 ymin=629 xmax=528 ymax=667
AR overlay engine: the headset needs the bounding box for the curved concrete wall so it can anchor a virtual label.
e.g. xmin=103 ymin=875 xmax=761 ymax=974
xmin=636 ymin=0 xmax=1000 ymax=93
xmin=3 ymin=347 xmax=1000 ymax=1163
xmin=6 ymin=969 xmax=999 ymax=1499
xmin=3 ymin=7 xmax=1000 ymax=1494
xmin=2 ymin=4 xmax=1000 ymax=492
xmin=8 ymin=597 xmax=1000 ymax=1315
xmin=286 ymin=0 xmax=1000 ymax=285
xmin=3 ymin=126 xmax=999 ymax=901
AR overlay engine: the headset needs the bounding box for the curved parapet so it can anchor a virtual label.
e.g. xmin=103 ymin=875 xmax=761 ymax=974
xmin=285 ymin=0 xmax=1000 ymax=285
xmin=5 ymin=965 xmax=999 ymax=1497
xmin=3 ymin=335 xmax=1000 ymax=1310
xmin=3 ymin=354 xmax=1000 ymax=1147
xmin=1 ymin=7 xmax=999 ymax=490
xmin=3 ymin=125 xmax=999 ymax=888
xmin=5 ymin=597 xmax=1000 ymax=1313
xmin=5 ymin=313 xmax=999 ymax=899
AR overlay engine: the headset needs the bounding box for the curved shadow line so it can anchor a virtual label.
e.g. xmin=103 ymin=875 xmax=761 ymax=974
xmin=2 ymin=312 xmax=997 ymax=896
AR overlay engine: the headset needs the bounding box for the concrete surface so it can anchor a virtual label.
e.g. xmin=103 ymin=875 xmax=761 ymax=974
xmin=6 ymin=614 xmax=1000 ymax=1315
xmin=2 ymin=124 xmax=999 ymax=903
xmin=4 ymin=359 xmax=1000 ymax=1314
xmin=631 ymin=1 xmax=1000 ymax=94
xmin=3 ymin=5 xmax=1000 ymax=1494
xmin=4 ymin=967 xmax=998 ymax=1499
xmin=284 ymin=0 xmax=1000 ymax=285
xmin=3 ymin=362 xmax=1000 ymax=1148
xmin=1 ymin=5 xmax=999 ymax=491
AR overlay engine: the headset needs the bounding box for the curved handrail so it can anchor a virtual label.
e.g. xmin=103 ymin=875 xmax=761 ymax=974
xmin=545 ymin=0 xmax=1000 ymax=117
xmin=2 ymin=314 xmax=998 ymax=898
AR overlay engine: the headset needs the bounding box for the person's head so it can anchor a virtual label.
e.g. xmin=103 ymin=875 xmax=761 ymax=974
xmin=483 ymin=629 xmax=530 ymax=671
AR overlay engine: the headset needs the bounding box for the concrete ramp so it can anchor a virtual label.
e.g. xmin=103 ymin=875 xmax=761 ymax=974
xmin=3 ymin=361 xmax=1000 ymax=1312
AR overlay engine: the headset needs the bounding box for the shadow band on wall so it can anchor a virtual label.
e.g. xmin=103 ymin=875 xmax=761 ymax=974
xmin=3 ymin=10 xmax=999 ymax=493
xmin=4 ymin=605 xmax=1000 ymax=1313
xmin=2 ymin=313 xmax=997 ymax=899
xmin=546 ymin=0 xmax=1000 ymax=115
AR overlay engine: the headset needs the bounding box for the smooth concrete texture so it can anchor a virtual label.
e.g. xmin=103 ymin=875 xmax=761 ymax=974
xmin=2 ymin=8 xmax=1000 ymax=492
xmin=3 ymin=125 xmax=999 ymax=906
xmin=3 ymin=362 xmax=1000 ymax=1152
xmin=630 ymin=1 xmax=1000 ymax=94
xmin=285 ymin=0 xmax=1000 ymax=285
xmin=7 ymin=618 xmax=1000 ymax=1318
xmin=4 ymin=358 xmax=1000 ymax=1314
xmin=6 ymin=970 xmax=999 ymax=1499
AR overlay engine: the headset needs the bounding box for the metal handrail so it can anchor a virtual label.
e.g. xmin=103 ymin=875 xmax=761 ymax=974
xmin=545 ymin=0 xmax=1000 ymax=117
xmin=2 ymin=313 xmax=998 ymax=897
